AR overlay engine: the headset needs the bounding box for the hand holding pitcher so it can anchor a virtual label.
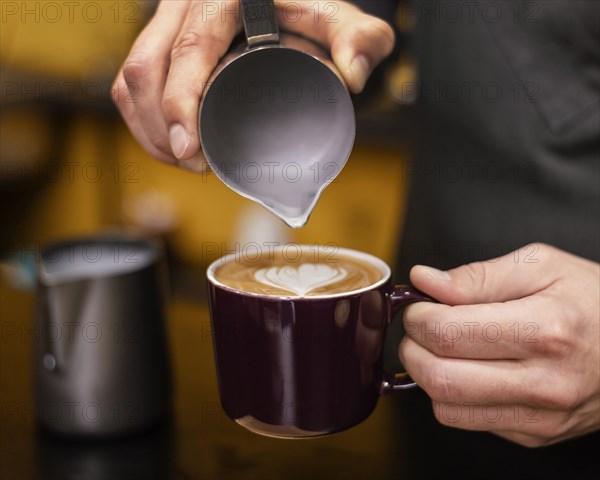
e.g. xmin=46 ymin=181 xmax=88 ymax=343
xmin=112 ymin=0 xmax=395 ymax=171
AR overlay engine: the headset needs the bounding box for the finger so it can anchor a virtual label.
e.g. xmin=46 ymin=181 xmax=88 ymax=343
xmin=121 ymin=0 xmax=190 ymax=158
xmin=493 ymin=426 xmax=586 ymax=448
xmin=403 ymin=296 xmax=546 ymax=359
xmin=433 ymin=401 xmax=581 ymax=446
xmin=162 ymin=0 xmax=242 ymax=161
xmin=431 ymin=400 xmax=555 ymax=435
xmin=113 ymin=71 xmax=178 ymax=165
xmin=493 ymin=431 xmax=548 ymax=448
xmin=399 ymin=337 xmax=573 ymax=409
xmin=177 ymin=151 xmax=210 ymax=174
xmin=113 ymin=72 xmax=207 ymax=172
xmin=409 ymin=243 xmax=559 ymax=305
xmin=493 ymin=429 xmax=571 ymax=448
xmin=275 ymin=1 xmax=395 ymax=93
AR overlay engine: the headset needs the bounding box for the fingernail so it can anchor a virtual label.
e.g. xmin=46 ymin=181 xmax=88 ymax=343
xmin=350 ymin=54 xmax=371 ymax=91
xmin=169 ymin=124 xmax=190 ymax=159
xmin=418 ymin=265 xmax=451 ymax=281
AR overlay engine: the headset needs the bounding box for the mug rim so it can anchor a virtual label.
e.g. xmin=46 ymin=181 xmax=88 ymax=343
xmin=206 ymin=245 xmax=391 ymax=300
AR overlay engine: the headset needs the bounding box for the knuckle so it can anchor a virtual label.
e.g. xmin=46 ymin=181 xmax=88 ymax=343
xmin=437 ymin=332 xmax=459 ymax=357
xmin=436 ymin=314 xmax=464 ymax=357
xmin=122 ymin=54 xmax=153 ymax=83
xmin=528 ymin=381 xmax=580 ymax=411
xmin=523 ymin=418 xmax=568 ymax=444
xmin=172 ymin=31 xmax=203 ymax=60
xmin=498 ymin=431 xmax=548 ymax=448
xmin=367 ymin=17 xmax=395 ymax=45
xmin=171 ymin=32 xmax=226 ymax=62
xmin=337 ymin=18 xmax=394 ymax=49
xmin=148 ymin=133 xmax=170 ymax=152
xmin=111 ymin=81 xmax=125 ymax=106
xmin=547 ymin=388 xmax=580 ymax=411
xmin=535 ymin=242 xmax=553 ymax=255
xmin=161 ymin=93 xmax=179 ymax=114
xmin=530 ymin=242 xmax=558 ymax=264
xmin=516 ymin=435 xmax=548 ymax=448
xmin=534 ymin=319 xmax=573 ymax=357
xmin=461 ymin=261 xmax=489 ymax=292
xmin=425 ymin=364 xmax=455 ymax=402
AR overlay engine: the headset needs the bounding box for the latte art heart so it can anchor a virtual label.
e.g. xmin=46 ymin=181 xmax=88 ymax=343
xmin=213 ymin=247 xmax=384 ymax=297
xmin=254 ymin=263 xmax=348 ymax=296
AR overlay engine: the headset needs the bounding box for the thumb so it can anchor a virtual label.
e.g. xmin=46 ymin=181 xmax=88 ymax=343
xmin=276 ymin=2 xmax=395 ymax=93
xmin=329 ymin=14 xmax=395 ymax=93
xmin=409 ymin=243 xmax=558 ymax=305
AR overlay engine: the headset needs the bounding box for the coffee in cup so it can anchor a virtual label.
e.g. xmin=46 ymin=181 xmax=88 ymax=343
xmin=212 ymin=248 xmax=383 ymax=297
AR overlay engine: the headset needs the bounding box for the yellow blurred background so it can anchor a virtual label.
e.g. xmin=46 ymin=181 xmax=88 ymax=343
xmin=1 ymin=0 xmax=414 ymax=265
xmin=0 ymin=2 xmax=418 ymax=479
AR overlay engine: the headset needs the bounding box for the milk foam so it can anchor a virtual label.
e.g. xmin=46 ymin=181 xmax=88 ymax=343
xmin=211 ymin=247 xmax=387 ymax=297
xmin=254 ymin=263 xmax=348 ymax=296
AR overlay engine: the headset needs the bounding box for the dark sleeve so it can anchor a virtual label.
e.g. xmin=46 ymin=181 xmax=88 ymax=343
xmin=350 ymin=0 xmax=400 ymax=22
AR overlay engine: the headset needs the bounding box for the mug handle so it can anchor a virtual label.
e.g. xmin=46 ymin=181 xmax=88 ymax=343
xmin=380 ymin=285 xmax=434 ymax=393
xmin=240 ymin=0 xmax=280 ymax=48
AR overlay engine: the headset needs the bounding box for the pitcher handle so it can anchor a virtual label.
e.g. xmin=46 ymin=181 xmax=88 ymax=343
xmin=240 ymin=0 xmax=280 ymax=48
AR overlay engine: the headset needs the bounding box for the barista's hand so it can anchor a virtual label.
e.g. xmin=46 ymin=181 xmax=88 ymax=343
xmin=112 ymin=1 xmax=394 ymax=170
xmin=400 ymin=243 xmax=600 ymax=447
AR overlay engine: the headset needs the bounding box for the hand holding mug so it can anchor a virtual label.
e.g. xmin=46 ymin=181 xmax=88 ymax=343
xmin=400 ymin=243 xmax=600 ymax=447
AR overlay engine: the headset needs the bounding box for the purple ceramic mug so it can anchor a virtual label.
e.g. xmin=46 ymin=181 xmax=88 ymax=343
xmin=207 ymin=247 xmax=432 ymax=438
